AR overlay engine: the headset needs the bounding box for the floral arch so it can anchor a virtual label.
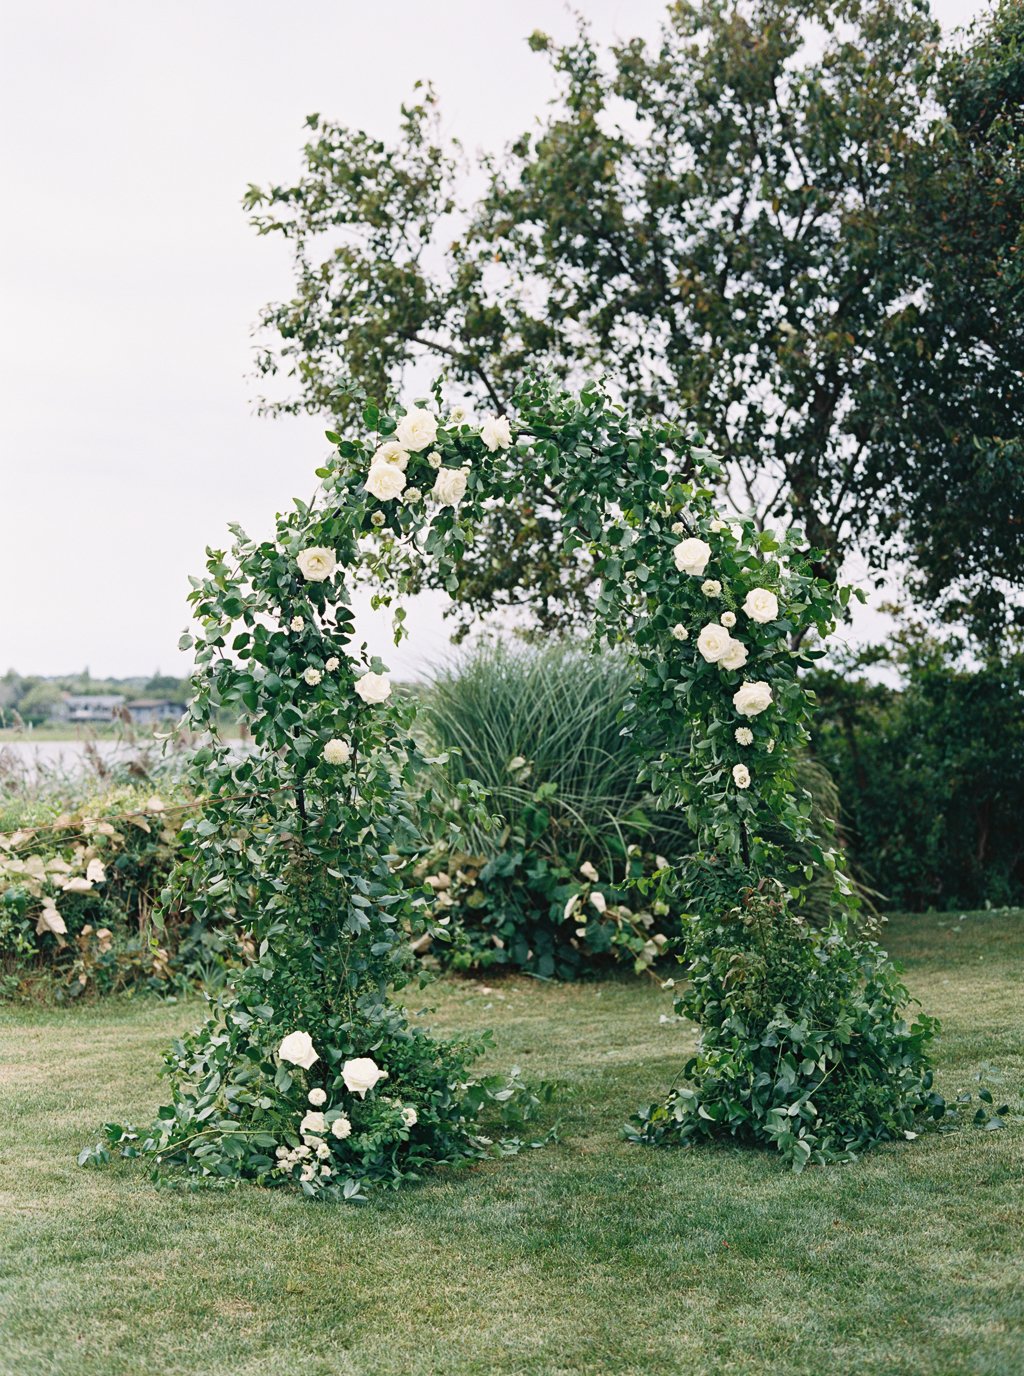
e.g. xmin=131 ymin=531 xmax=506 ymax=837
xmin=88 ymin=377 xmax=940 ymax=1195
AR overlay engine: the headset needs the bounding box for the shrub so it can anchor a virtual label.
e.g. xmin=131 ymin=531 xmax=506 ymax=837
xmin=0 ymin=781 xmax=242 ymax=1000
xmin=809 ymin=651 xmax=1024 ymax=910
xmin=413 ymin=640 xmax=851 ymax=977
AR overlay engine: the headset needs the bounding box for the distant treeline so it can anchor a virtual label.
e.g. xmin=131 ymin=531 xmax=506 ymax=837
xmin=0 ymin=671 xmax=190 ymax=726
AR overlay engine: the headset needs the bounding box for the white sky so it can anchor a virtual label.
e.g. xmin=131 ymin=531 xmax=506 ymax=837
xmin=0 ymin=0 xmax=987 ymax=680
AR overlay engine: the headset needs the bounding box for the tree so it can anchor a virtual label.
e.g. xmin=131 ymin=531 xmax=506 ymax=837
xmin=246 ymin=0 xmax=1023 ymax=644
xmin=16 ymin=682 xmax=64 ymax=725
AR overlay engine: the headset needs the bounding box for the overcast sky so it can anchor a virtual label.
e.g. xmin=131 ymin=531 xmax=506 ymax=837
xmin=1 ymin=0 xmax=987 ymax=680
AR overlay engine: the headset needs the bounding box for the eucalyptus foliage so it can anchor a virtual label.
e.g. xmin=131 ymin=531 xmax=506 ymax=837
xmin=86 ymin=377 xmax=937 ymax=1191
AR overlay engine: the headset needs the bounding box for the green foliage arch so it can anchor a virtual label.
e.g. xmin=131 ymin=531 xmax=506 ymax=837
xmin=87 ymin=377 xmax=939 ymax=1193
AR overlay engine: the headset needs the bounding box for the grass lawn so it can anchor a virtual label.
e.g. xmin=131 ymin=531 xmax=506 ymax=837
xmin=1 ymin=911 xmax=1021 ymax=1376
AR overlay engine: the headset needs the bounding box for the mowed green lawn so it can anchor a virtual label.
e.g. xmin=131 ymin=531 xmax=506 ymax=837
xmin=1 ymin=912 xmax=1021 ymax=1376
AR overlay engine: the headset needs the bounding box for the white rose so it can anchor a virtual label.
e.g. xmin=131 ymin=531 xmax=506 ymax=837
xmin=579 ymin=861 xmax=599 ymax=883
xmin=308 ymin=1088 xmax=327 ymax=1107
xmin=300 ymin=1111 xmax=327 ymax=1136
xmin=395 ymin=406 xmax=438 ymax=451
xmin=323 ymin=738 xmax=351 ymax=765
xmin=696 ymin=623 xmax=732 ymax=663
xmin=732 ymin=763 xmax=751 ymax=789
xmin=370 ymin=440 xmax=409 ymax=470
xmin=735 ymin=727 xmax=753 ymax=746
xmin=86 ymin=859 xmax=106 ymax=884
xmin=289 ymin=616 xmax=305 ymax=632
xmin=325 ymin=656 xmax=340 ymax=672
xmin=448 ymin=404 xmax=468 ymax=424
xmin=673 ymin=538 xmax=712 ymax=576
xmin=331 ymin=1115 xmax=352 ymax=1140
xmin=404 ymin=487 xmax=422 ymax=503
xmin=701 ymin=579 xmax=722 ymax=597
xmin=721 ymin=611 xmax=737 ymax=628
xmin=296 ymin=547 xmax=337 ymax=582
xmin=719 ymin=638 xmax=748 ymax=671
xmin=670 ymin=521 xmax=685 ymax=534
xmin=354 ymin=671 xmax=391 ymax=705
xmin=733 ymin=681 xmax=774 ymax=717
xmin=671 ymin=623 xmax=689 ymax=641
xmin=432 ymin=466 xmax=470 ymax=505
xmin=303 ymin=667 xmax=322 ymax=686
xmin=743 ymin=588 xmax=780 ymax=624
xmin=479 ymin=414 xmax=512 ymax=451
xmin=278 ymin=1031 xmax=318 ymax=1070
xmin=341 ymin=1057 xmax=387 ymax=1098
xmin=709 ymin=518 xmax=726 ymax=532
xmin=427 ymin=450 xmax=442 ymax=469
xmin=400 ymin=1105 xmax=418 ymax=1128
xmin=365 ymin=462 xmax=407 ymax=502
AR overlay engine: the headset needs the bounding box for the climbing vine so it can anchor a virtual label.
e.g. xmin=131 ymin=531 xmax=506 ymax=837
xmin=83 ymin=376 xmax=939 ymax=1192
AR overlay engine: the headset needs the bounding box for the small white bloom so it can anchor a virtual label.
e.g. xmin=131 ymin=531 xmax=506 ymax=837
xmin=709 ymin=518 xmax=726 ymax=533
xmin=331 ymin=1115 xmax=352 ymax=1140
xmin=342 ymin=1057 xmax=387 ymax=1098
xmin=323 ymin=738 xmax=351 ymax=766
xmin=403 ymin=487 xmax=422 ymax=503
xmin=670 ymin=521 xmax=685 ymax=535
xmin=427 ymin=450 xmax=442 ymax=469
xmin=701 ymin=579 xmax=722 ymax=597
xmin=370 ymin=440 xmax=409 ymax=470
xmin=400 ymin=1105 xmax=418 ymax=1128
xmin=278 ymin=1031 xmax=318 ymax=1070
xmin=315 ymin=1139 xmax=331 ymax=1160
xmin=395 ymin=406 xmax=438 ymax=451
xmin=671 ymin=623 xmax=689 ymax=641
xmin=719 ymin=638 xmax=748 ymax=671
xmin=696 ymin=623 xmax=732 ymax=664
xmin=743 ymin=588 xmax=780 ymax=624
xmin=370 ymin=511 xmax=386 ymax=527
xmin=308 ymin=1088 xmax=327 ymax=1107
xmin=589 ymin=891 xmax=607 ymax=915
xmin=432 ymin=466 xmax=470 ymax=506
xmin=296 ymin=547 xmax=337 ymax=582
xmin=579 ymin=860 xmax=599 ymax=883
xmin=325 ymin=656 xmax=340 ymax=672
xmin=303 ymin=667 xmax=323 ymax=686
xmin=354 ymin=671 xmax=391 ymax=705
xmin=766 ymin=739 xmax=776 ymax=753
xmin=365 ymin=462 xmax=407 ymax=502
xmin=300 ymin=1111 xmax=327 ymax=1136
xmin=290 ymin=615 xmax=305 ymax=632
xmin=732 ymin=763 xmax=751 ymax=789
xmin=673 ymin=538 xmax=712 ymax=576
xmin=448 ymin=404 xmax=468 ymax=424
xmin=721 ymin=611 xmax=737 ymax=628
xmin=479 ymin=414 xmax=513 ymax=451
xmin=734 ymin=681 xmax=774 ymax=717
xmin=85 ymin=858 xmax=106 ymax=884
xmin=735 ymin=727 xmax=754 ymax=746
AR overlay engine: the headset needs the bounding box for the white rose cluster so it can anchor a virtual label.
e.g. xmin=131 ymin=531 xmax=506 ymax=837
xmin=696 ymin=623 xmax=748 ymax=672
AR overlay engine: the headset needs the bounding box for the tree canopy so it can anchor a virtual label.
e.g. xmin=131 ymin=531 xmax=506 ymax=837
xmin=246 ymin=0 xmax=1023 ymax=645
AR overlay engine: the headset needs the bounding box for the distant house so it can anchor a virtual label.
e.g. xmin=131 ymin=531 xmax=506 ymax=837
xmin=61 ymin=694 xmax=126 ymax=723
xmin=126 ymin=698 xmax=180 ymax=726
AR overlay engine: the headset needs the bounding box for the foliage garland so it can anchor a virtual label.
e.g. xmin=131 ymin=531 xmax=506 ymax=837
xmin=84 ymin=375 xmax=939 ymax=1191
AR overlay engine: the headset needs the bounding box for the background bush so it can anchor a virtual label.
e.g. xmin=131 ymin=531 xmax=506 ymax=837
xmin=810 ymin=650 xmax=1024 ymax=911
xmin=412 ymin=640 xmax=846 ymax=978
